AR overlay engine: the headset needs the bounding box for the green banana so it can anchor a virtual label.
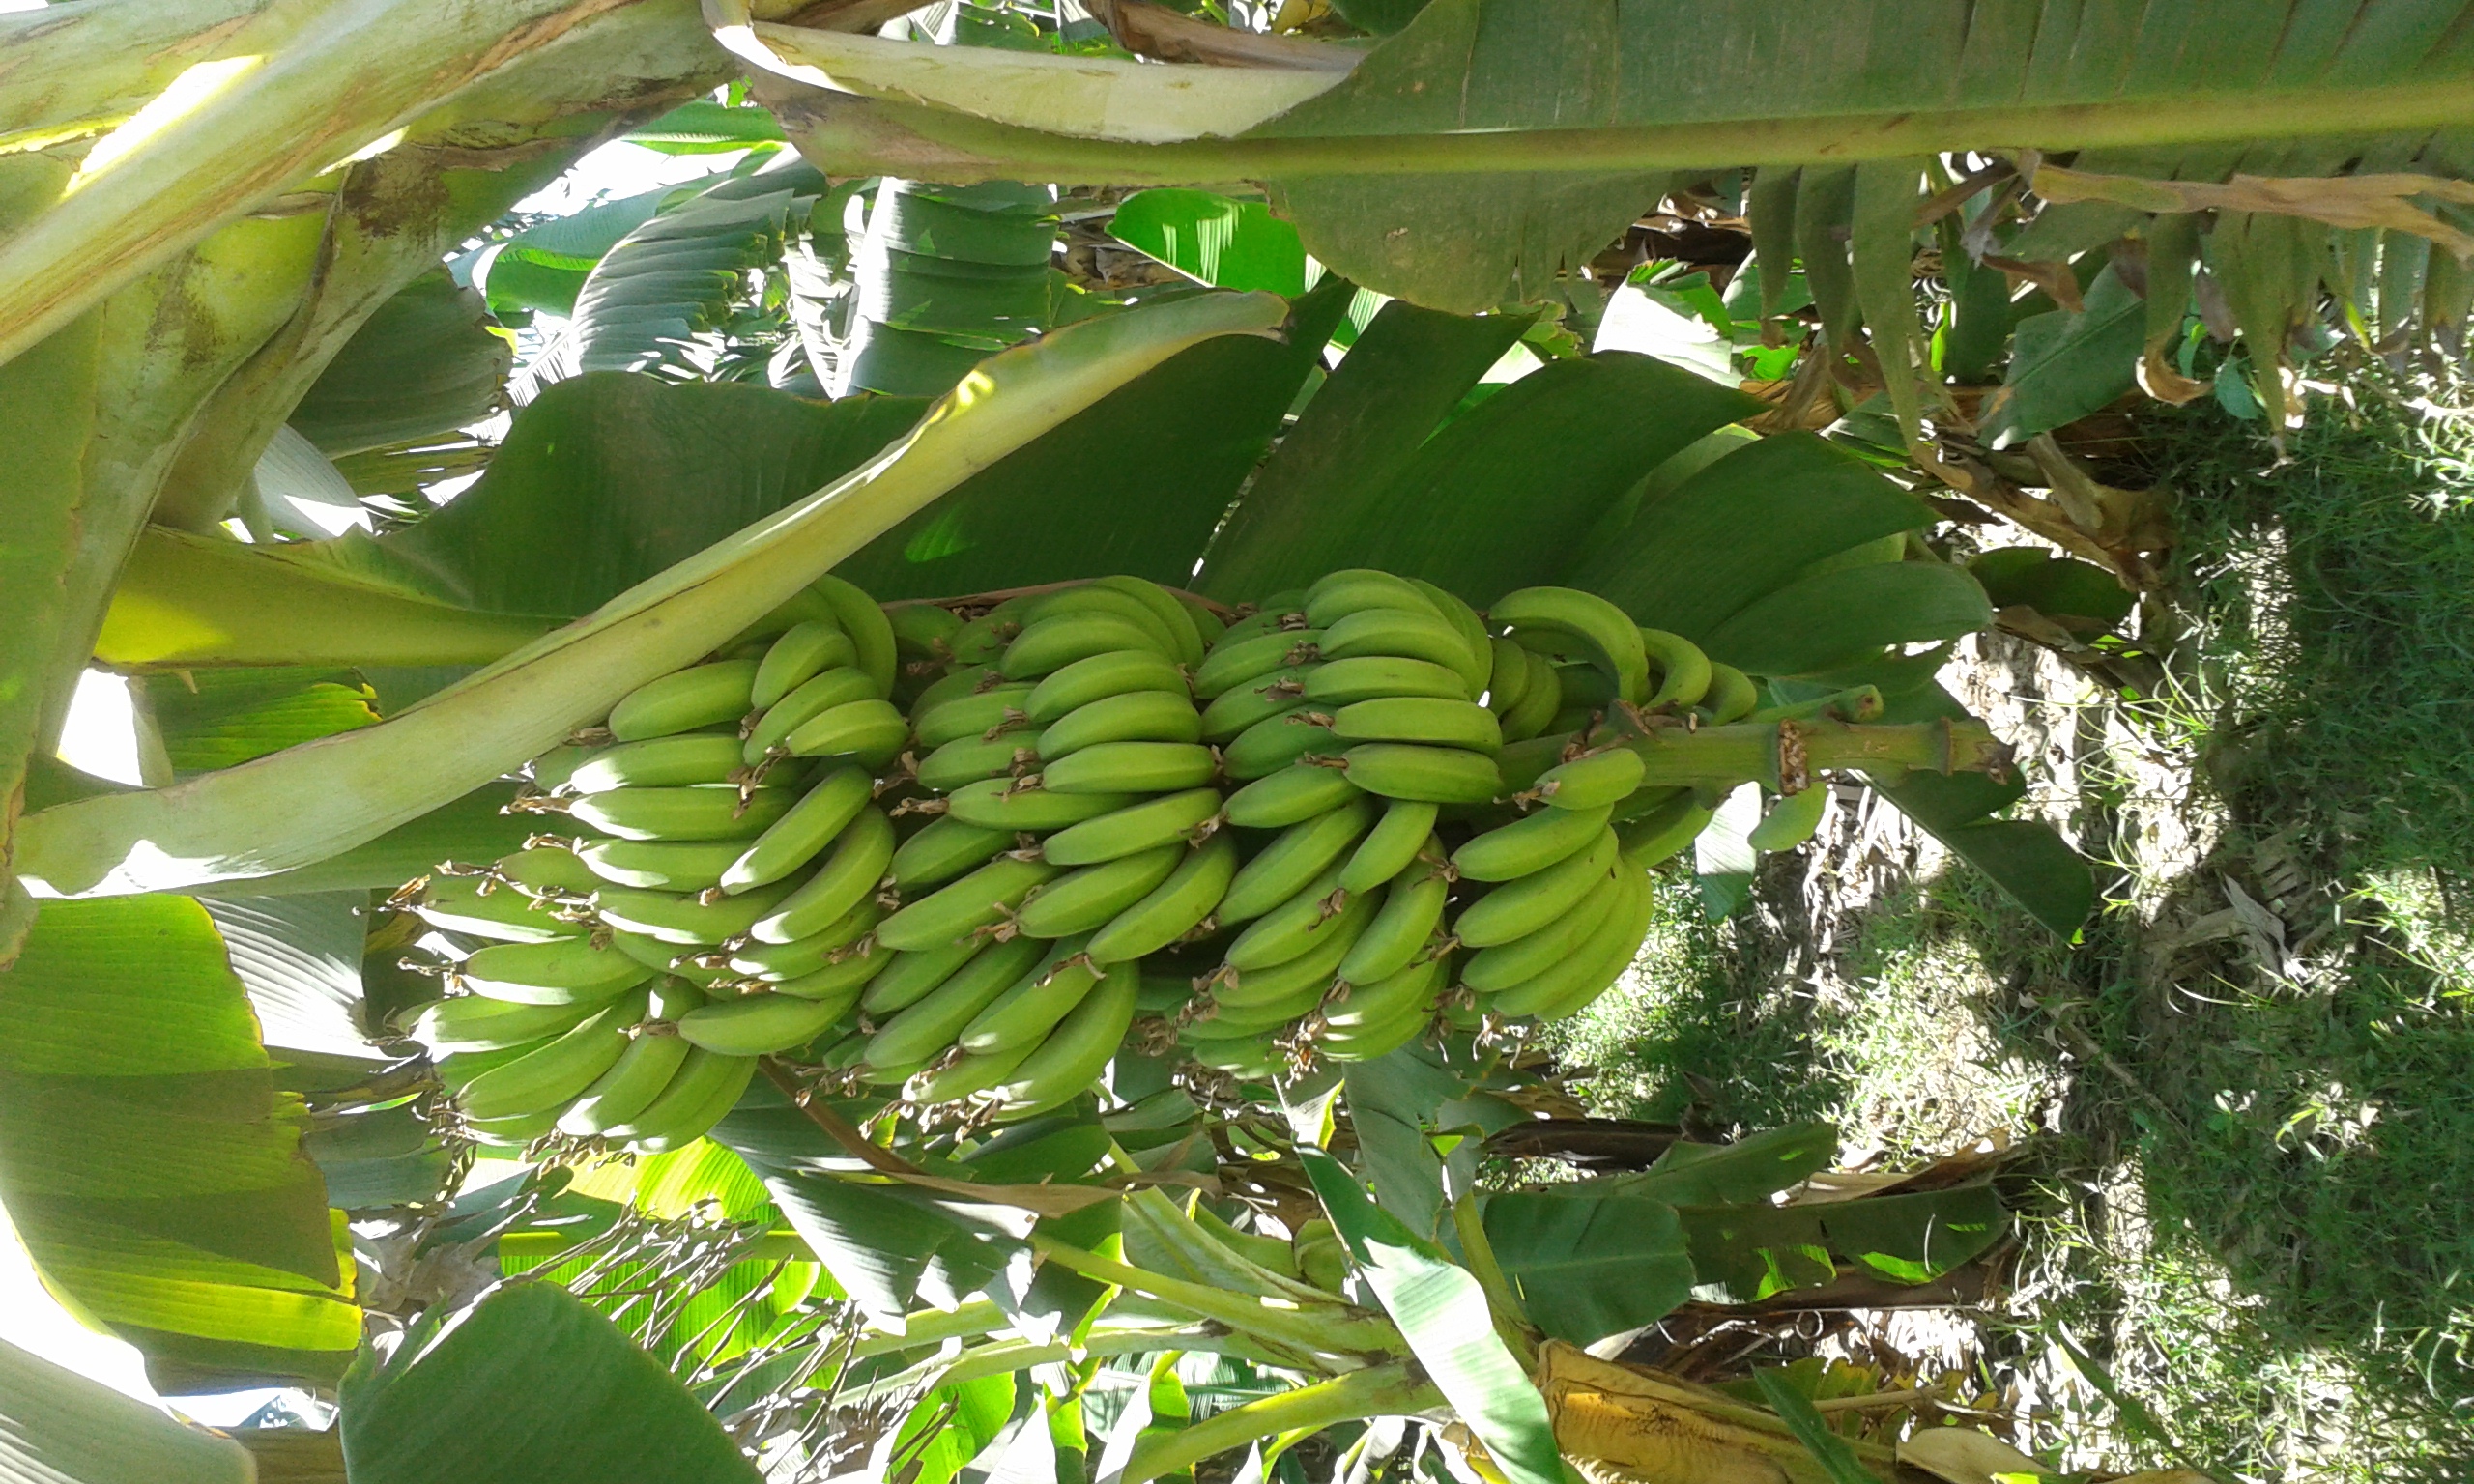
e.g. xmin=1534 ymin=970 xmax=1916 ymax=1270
xmin=1041 ymin=787 xmax=1222 ymax=866
xmin=1483 ymin=637 xmax=1532 ymax=715
xmin=607 ymin=659 xmax=762 ymax=742
xmin=560 ymin=1026 xmax=694 ymax=1136
xmin=1225 ymin=866 xmax=1366 ymax=972
xmin=1465 ymin=870 xmax=1625 ymax=995
xmin=1700 ymin=663 xmax=1759 ymax=724
xmin=743 ymin=667 xmax=880 ymax=762
xmin=810 ymin=574 xmax=900 ymax=699
xmin=1304 ymin=655 xmax=1468 ymax=706
xmin=1175 ymin=588 xmax=1225 ymax=645
xmin=1498 ymin=646 xmax=1565 ymax=741
xmin=415 ymin=874 xmax=583 ymax=943
xmin=605 ymin=1047 xmax=757 ymax=1148
xmin=890 ymin=815 xmax=1016 ymax=889
xmin=1214 ymin=892 xmax=1373 ymax=1009
xmin=1553 ymin=662 xmax=1621 ymax=714
xmin=862 ymin=933 xmax=1048 ymax=1069
xmin=593 ymin=873 xmax=804 ymax=948
xmin=772 ymin=947 xmax=890 ymax=1001
xmin=676 ymin=990 xmax=851 ymax=1056
xmin=753 ymin=620 xmax=859 ymax=711
xmin=1490 ymin=586 xmax=1650 ymax=706
xmin=1085 ymin=833 xmax=1239 ymax=964
xmin=1025 ymin=649 xmax=1187 ymax=724
xmin=1494 ymin=735 xmax=1570 ymax=797
xmin=1338 ymin=801 xmax=1440 ymax=894
xmin=1196 ymin=974 xmax=1326 ymax=1029
xmin=1222 ymin=706 xmax=1338 ymax=780
xmin=455 ymin=991 xmax=645 ymax=1120
xmin=1530 ymin=747 xmax=1645 ymax=812
xmin=859 ymin=935 xmax=988 ymax=1014
xmin=531 ymin=743 xmax=592 ymax=794
xmin=1181 ymin=1033 xmax=1280 ymax=1078
xmin=1015 ymin=843 xmax=1186 ymax=938
xmin=607 ymin=929 xmax=733 ymax=988
xmin=1453 ymin=800 xmax=1614 ymax=881
xmin=466 ymin=1108 xmax=565 ymax=1148
xmin=958 ymin=937 xmax=1101 ymax=1055
xmin=1316 ymin=996 xmax=1436 ymax=1063
xmin=949 ymin=600 xmax=1028 ymax=667
xmin=1410 ymin=579 xmax=1494 ymax=693
xmin=578 ymin=838 xmax=747 ymax=893
xmin=1493 ymin=869 xmax=1653 ymax=1019
xmin=1316 ymin=607 xmax=1471 ymax=678
xmin=493 ymin=843 xmax=602 ymax=899
xmin=1746 ymin=785 xmax=1829 ymax=851
xmin=727 ymin=896 xmax=878 ymax=979
xmin=888 ymin=602 xmax=964 ymax=663
xmin=1040 ymin=741 xmax=1218 ymax=795
xmin=945 ymin=778 xmax=1137 ymax=832
xmin=1003 ymin=613 xmax=1171 ymax=679
xmin=1615 ymin=791 xmax=1713 ymax=868
xmin=568 ymin=785 xmax=794 ymax=842
xmin=1334 ymin=867 xmax=1449 ymax=986
xmin=875 ymin=854 xmax=1062 ymax=953
xmin=1338 ymin=743 xmax=1502 ymax=805
xmin=722 ymin=764 xmax=876 ymax=892
xmin=1330 ymin=698 xmax=1503 ymax=754
xmin=1303 ymin=568 xmax=1438 ymax=628
xmin=910 ymin=662 xmax=1003 ymax=716
xmin=747 ymin=805 xmax=896 ymax=944
xmin=914 ymin=682 xmax=1037 ymax=748
xmin=1455 ymin=829 xmax=1620 ymax=948
xmin=458 ymin=936 xmax=653 ymax=1006
xmin=906 ymin=1040 xmax=1036 ymax=1107
xmin=408 ymin=994 xmax=597 ymax=1053
xmin=991 ymin=959 xmax=1139 ymax=1118
xmin=783 ymin=698 xmax=908 ymax=766
xmin=1321 ymin=950 xmax=1446 ymax=1033
xmin=917 ymin=732 xmax=1044 ymax=793
xmin=1025 ymin=585 xmax=1185 ymax=659
xmin=1038 ymin=689 xmax=1203 ymax=759
xmin=1223 ymin=763 xmax=1362 ymax=830
xmin=1199 ymin=666 xmax=1315 ymax=742
xmin=1093 ymin=575 xmax=1208 ymax=667
xmin=1195 ymin=628 xmax=1323 ymax=699
xmin=1637 ymin=627 xmax=1712 ymax=710
xmin=1219 ymin=795 xmax=1374 ymax=923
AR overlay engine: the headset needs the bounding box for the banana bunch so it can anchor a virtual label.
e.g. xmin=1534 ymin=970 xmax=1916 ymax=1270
xmin=397 ymin=565 xmax=1815 ymax=1143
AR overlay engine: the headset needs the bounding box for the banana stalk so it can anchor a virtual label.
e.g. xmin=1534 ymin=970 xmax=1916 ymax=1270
xmin=16 ymin=291 xmax=1289 ymax=897
xmin=1619 ymin=716 xmax=2005 ymax=794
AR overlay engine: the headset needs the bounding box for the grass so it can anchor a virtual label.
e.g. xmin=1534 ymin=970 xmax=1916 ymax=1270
xmin=1550 ymin=370 xmax=2474 ymax=1481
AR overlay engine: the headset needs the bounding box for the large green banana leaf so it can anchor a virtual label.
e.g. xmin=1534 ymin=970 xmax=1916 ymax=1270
xmin=0 ymin=1337 xmax=253 ymax=1484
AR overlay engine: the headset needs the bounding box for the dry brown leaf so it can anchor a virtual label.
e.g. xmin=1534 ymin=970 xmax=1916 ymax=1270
xmin=1897 ymin=1426 xmax=2055 ymax=1483
xmin=2030 ymin=162 xmax=2474 ymax=261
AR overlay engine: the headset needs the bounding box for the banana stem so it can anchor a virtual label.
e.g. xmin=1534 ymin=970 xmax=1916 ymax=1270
xmin=847 ymin=1299 xmax=1013 ymax=1357
xmin=1621 ymin=717 xmax=2005 ymax=793
xmin=850 ymin=1325 xmax=1293 ymax=1402
xmin=1030 ymin=1235 xmax=1403 ymax=1365
xmin=1118 ymin=1361 xmax=1439 ymax=1484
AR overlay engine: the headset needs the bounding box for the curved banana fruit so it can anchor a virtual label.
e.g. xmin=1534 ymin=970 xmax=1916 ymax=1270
xmin=1463 ymin=869 xmax=1625 ymax=994
xmin=889 ymin=815 xmax=1015 ymax=889
xmin=1303 ymin=568 xmax=1437 ymax=628
xmin=1041 ymin=787 xmax=1222 ymax=867
xmin=1037 ymin=689 xmax=1202 ymax=760
xmin=676 ymin=990 xmax=850 ymax=1056
xmin=1003 ymin=613 xmax=1172 ymax=679
xmin=888 ymin=602 xmax=964 ymax=664
xmin=906 ymin=1040 xmax=1036 ymax=1107
xmin=1040 ymin=741 xmax=1218 ymax=795
xmin=874 ymin=854 xmax=1061 ymax=953
xmin=1530 ymin=747 xmax=1645 ymax=812
xmin=1495 ymin=869 xmax=1654 ymax=1019
xmin=559 ymin=1025 xmax=695 ymax=1137
xmin=566 ymin=735 xmax=749 ymax=794
xmin=1025 ymin=649 xmax=1187 ymax=725
xmin=1316 ymin=608 xmax=1470 ymax=680
xmin=744 ymin=667 xmax=880 ymax=762
xmin=1745 ymin=785 xmax=1828 ymax=851
xmin=1016 ymin=843 xmax=1186 ymax=938
xmin=723 ymin=764 xmax=876 ymax=892
xmin=917 ymin=733 xmax=1043 ymax=793
xmin=1338 ymin=743 xmax=1501 ymax=806
xmin=991 ymin=959 xmax=1138 ymax=1118
xmin=1489 ymin=587 xmax=1649 ymax=706
xmin=578 ymin=838 xmax=745 ymax=893
xmin=1338 ymin=802 xmax=1440 ymax=895
xmin=1330 ymin=698 xmax=1503 ymax=754
xmin=415 ymin=874 xmax=582 ymax=943
xmin=783 ymin=698 xmax=908 ymax=767
xmin=809 ymin=574 xmax=900 ymax=699
xmin=1222 ymin=706 xmax=1338 ymax=780
xmin=1195 ymin=629 xmax=1323 ymax=700
xmin=1637 ymin=627 xmax=1712 ymax=710
xmin=1219 ymin=795 xmax=1373 ymax=923
xmin=605 ymin=1047 xmax=757 ymax=1148
xmin=1614 ymin=791 xmax=1714 ymax=868
xmin=1305 ymin=655 xmax=1468 ymax=706
xmin=862 ymin=933 xmax=1047 ymax=1070
xmin=1223 ymin=763 xmax=1362 ymax=831
xmin=1026 ymin=585 xmax=1185 ymax=660
xmin=494 ymin=844 xmax=601 ymax=899
xmin=1085 ymin=833 xmax=1239 ymax=965
xmin=1498 ymin=647 xmax=1564 ymax=741
xmin=1213 ymin=893 xmax=1372 ymax=1010
xmin=1409 ymin=579 xmax=1494 ymax=692
xmin=1092 ymin=575 xmax=1207 ymax=667
xmin=727 ymin=895 xmax=878 ymax=979
xmin=945 ymin=778 xmax=1137 ymax=832
xmin=1199 ymin=667 xmax=1313 ymax=743
xmin=1452 ymin=800 xmax=1614 ymax=881
xmin=747 ymin=806 xmax=895 ymax=944
xmin=1322 ymin=950 xmax=1446 ymax=1033
xmin=608 ymin=659 xmax=761 ymax=742
xmin=753 ymin=620 xmax=859 ymax=711
xmin=914 ymin=680 xmax=1036 ymax=749
xmin=458 ymin=936 xmax=653 ymax=1006
xmin=1225 ymin=866 xmax=1364 ymax=973
xmin=1454 ymin=828 xmax=1621 ymax=948
xmin=1333 ymin=867 xmax=1448 ymax=986
xmin=859 ymin=935 xmax=988 ymax=1015
xmin=455 ymin=991 xmax=645 ymax=1121
xmin=958 ymin=937 xmax=1101 ymax=1055
xmin=1700 ymin=663 xmax=1759 ymax=724
xmin=569 ymin=785 xmax=794 ymax=842
xmin=593 ymin=872 xmax=805 ymax=948
xmin=409 ymin=993 xmax=598 ymax=1053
